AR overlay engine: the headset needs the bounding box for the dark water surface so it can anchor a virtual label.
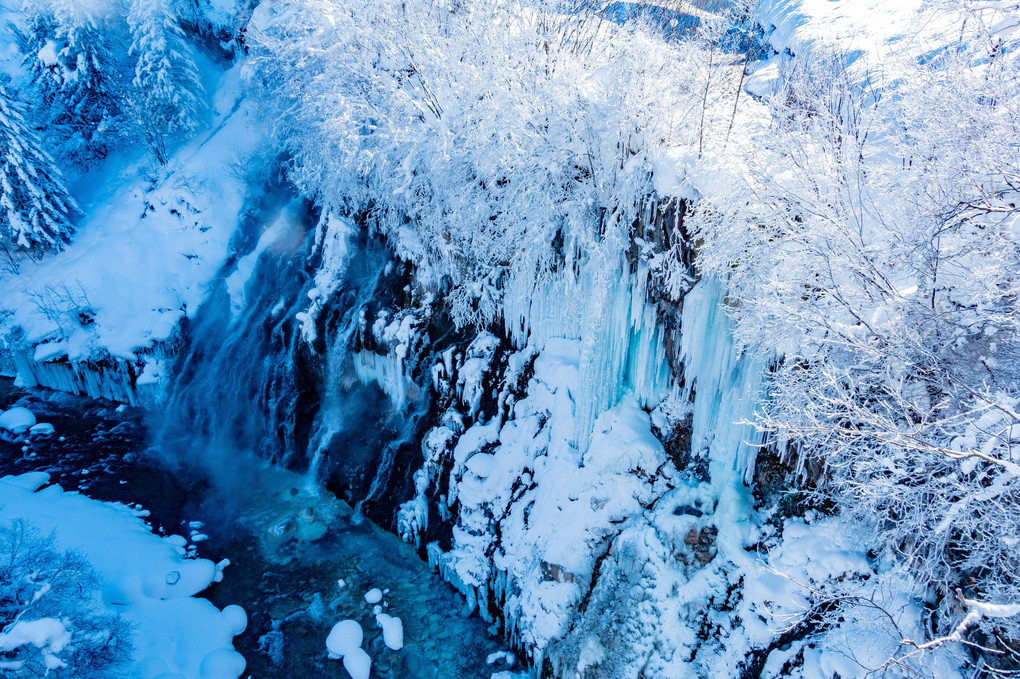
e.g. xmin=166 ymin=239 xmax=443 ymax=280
xmin=0 ymin=380 xmax=516 ymax=679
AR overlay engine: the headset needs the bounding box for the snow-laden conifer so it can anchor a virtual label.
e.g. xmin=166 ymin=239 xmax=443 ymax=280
xmin=48 ymin=0 xmax=124 ymax=165
xmin=21 ymin=3 xmax=64 ymax=110
xmin=0 ymin=86 xmax=78 ymax=251
xmin=127 ymin=0 xmax=205 ymax=164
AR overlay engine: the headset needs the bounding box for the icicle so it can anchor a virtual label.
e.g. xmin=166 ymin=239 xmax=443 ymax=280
xmin=678 ymin=278 xmax=766 ymax=567
xmin=11 ymin=350 xmax=140 ymax=406
xmin=352 ymin=350 xmax=410 ymax=408
xmin=499 ymin=243 xmax=675 ymax=450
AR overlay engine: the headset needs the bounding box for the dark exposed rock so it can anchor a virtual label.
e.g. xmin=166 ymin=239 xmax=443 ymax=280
xmin=541 ymin=561 xmax=582 ymax=585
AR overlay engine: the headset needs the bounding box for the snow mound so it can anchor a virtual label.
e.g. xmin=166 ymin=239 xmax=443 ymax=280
xmin=0 ymin=473 xmax=246 ymax=679
xmin=326 ymin=620 xmax=363 ymax=658
xmin=375 ymin=613 xmax=404 ymax=650
xmin=0 ymin=407 xmax=36 ymax=433
xmin=342 ymin=647 xmax=372 ymax=679
xmin=28 ymin=422 xmax=55 ymax=436
xmin=220 ymin=605 xmax=248 ymax=635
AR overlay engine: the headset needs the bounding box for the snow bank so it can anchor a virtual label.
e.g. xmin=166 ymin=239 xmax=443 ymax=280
xmin=0 ymin=473 xmax=246 ymax=679
xmin=758 ymin=0 xmax=955 ymax=72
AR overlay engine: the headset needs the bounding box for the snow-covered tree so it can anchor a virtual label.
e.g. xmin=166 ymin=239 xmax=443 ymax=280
xmin=41 ymin=0 xmax=126 ymax=166
xmin=127 ymin=0 xmax=205 ymax=164
xmin=0 ymin=519 xmax=131 ymax=676
xmin=0 ymin=86 xmax=79 ymax=252
xmin=688 ymin=1 xmax=1020 ymax=652
xmin=249 ymin=0 xmax=739 ymax=326
xmin=20 ymin=2 xmax=65 ymax=110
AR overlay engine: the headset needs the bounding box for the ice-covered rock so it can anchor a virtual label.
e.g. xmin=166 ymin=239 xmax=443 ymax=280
xmin=0 ymin=407 xmax=36 ymax=434
xmin=295 ymin=507 xmax=328 ymax=541
xmin=464 ymin=453 xmax=495 ymax=479
xmin=265 ymin=515 xmax=296 ymax=547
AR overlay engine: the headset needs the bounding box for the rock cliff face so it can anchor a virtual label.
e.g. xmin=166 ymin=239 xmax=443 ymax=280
xmin=301 ymin=216 xmax=960 ymax=678
xmin=369 ymin=268 xmax=774 ymax=678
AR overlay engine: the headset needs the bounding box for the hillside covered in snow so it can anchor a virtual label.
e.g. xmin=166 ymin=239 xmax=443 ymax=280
xmin=1 ymin=0 xmax=1019 ymax=677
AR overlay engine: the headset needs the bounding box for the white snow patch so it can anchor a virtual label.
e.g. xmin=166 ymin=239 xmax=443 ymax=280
xmin=0 ymin=618 xmax=70 ymax=671
xmin=0 ymin=473 xmax=246 ymax=679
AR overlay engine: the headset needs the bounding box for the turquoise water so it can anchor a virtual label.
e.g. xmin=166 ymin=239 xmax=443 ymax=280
xmin=192 ymin=457 xmax=516 ymax=679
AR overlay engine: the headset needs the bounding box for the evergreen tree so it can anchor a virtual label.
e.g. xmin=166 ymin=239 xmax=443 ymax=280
xmin=0 ymin=86 xmax=79 ymax=252
xmin=128 ymin=0 xmax=204 ymax=164
xmin=21 ymin=3 xmax=64 ymax=111
xmin=46 ymin=0 xmax=125 ymax=165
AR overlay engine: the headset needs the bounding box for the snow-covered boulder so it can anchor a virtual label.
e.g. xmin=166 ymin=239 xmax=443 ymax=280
xmin=0 ymin=407 xmax=36 ymax=434
xmin=375 ymin=613 xmax=404 ymax=650
xmin=342 ymin=647 xmax=371 ymax=679
xmin=29 ymin=422 xmax=55 ymax=436
xmin=326 ymin=620 xmax=363 ymax=658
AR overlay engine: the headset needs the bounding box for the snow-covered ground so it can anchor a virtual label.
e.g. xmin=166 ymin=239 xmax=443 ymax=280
xmin=0 ymin=471 xmax=246 ymax=678
xmin=0 ymin=56 xmax=273 ymax=400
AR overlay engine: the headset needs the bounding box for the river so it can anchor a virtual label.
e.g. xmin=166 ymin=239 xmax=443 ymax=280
xmin=0 ymin=378 xmax=518 ymax=679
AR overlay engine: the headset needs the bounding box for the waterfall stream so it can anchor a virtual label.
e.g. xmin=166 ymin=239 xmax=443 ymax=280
xmin=157 ymin=195 xmax=417 ymax=506
xmin=129 ymin=192 xmax=515 ymax=676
